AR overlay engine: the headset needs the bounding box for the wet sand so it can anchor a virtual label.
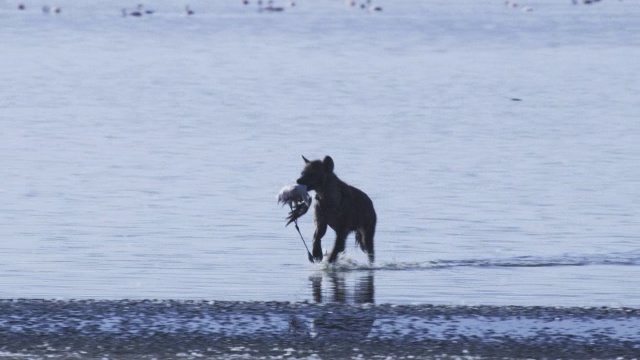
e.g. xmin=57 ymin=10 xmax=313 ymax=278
xmin=0 ymin=300 xmax=638 ymax=359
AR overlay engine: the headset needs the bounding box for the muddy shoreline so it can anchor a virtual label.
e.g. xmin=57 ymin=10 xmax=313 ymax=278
xmin=0 ymin=300 xmax=638 ymax=359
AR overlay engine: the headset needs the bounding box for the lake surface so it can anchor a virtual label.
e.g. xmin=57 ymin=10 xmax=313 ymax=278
xmin=1 ymin=0 xmax=639 ymax=309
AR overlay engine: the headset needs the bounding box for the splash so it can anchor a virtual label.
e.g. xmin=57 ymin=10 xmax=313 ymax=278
xmin=318 ymin=251 xmax=640 ymax=272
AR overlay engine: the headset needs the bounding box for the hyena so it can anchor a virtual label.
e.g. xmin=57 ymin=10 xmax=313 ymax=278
xmin=297 ymin=156 xmax=377 ymax=263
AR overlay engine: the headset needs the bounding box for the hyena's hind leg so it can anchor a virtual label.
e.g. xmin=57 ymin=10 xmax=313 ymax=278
xmin=356 ymin=226 xmax=375 ymax=263
xmin=355 ymin=231 xmax=367 ymax=252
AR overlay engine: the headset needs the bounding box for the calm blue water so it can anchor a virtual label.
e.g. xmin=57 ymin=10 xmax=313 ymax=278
xmin=1 ymin=0 xmax=639 ymax=306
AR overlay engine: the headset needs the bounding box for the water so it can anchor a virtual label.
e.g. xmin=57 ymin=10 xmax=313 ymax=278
xmin=1 ymin=0 xmax=639 ymax=315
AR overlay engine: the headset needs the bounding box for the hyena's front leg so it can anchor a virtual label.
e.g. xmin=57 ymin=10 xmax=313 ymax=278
xmin=328 ymin=229 xmax=349 ymax=264
xmin=312 ymin=221 xmax=327 ymax=262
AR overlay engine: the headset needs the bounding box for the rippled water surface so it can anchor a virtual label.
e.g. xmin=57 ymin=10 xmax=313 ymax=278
xmin=1 ymin=0 xmax=639 ymax=307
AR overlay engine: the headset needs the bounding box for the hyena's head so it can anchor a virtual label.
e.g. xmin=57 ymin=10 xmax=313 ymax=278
xmin=296 ymin=155 xmax=334 ymax=192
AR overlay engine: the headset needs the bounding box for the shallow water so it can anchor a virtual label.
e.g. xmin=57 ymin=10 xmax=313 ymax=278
xmin=0 ymin=0 xmax=639 ymax=310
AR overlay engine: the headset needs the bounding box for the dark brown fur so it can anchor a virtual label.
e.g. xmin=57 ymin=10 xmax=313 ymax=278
xmin=297 ymin=156 xmax=377 ymax=263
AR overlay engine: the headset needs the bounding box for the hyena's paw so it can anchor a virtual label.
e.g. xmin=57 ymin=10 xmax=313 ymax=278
xmin=312 ymin=247 xmax=323 ymax=262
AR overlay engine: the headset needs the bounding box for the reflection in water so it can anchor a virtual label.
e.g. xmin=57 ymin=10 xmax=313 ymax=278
xmin=289 ymin=271 xmax=376 ymax=345
xmin=310 ymin=270 xmax=375 ymax=304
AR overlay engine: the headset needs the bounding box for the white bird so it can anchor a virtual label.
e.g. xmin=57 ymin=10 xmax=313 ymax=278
xmin=277 ymin=183 xmax=311 ymax=208
xmin=277 ymin=184 xmax=311 ymax=226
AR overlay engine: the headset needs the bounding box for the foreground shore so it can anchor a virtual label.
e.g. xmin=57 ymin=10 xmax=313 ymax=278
xmin=0 ymin=300 xmax=638 ymax=359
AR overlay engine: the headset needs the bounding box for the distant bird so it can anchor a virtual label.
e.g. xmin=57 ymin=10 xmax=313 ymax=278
xmin=360 ymin=0 xmax=381 ymax=11
xmin=142 ymin=4 xmax=155 ymax=14
xmin=122 ymin=5 xmax=143 ymax=17
xmin=132 ymin=4 xmax=147 ymax=15
xmin=243 ymin=0 xmax=250 ymax=4
xmin=259 ymin=0 xmax=285 ymax=12
xmin=53 ymin=6 xmax=61 ymax=14
xmin=185 ymin=5 xmax=194 ymax=15
xmin=17 ymin=2 xmax=25 ymax=10
xmin=42 ymin=5 xmax=51 ymax=14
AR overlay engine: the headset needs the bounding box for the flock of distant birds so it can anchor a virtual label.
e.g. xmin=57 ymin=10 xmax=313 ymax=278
xmin=12 ymin=0 xmax=383 ymax=16
xmin=506 ymin=0 xmax=623 ymax=12
xmin=12 ymin=0 xmax=623 ymax=17
xmin=119 ymin=4 xmax=194 ymax=17
xmin=17 ymin=2 xmax=61 ymax=14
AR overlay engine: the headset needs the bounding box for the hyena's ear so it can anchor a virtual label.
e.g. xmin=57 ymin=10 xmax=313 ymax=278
xmin=302 ymin=155 xmax=310 ymax=164
xmin=323 ymin=156 xmax=334 ymax=173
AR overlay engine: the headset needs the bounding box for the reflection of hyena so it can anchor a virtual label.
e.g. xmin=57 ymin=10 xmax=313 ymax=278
xmin=296 ymin=156 xmax=377 ymax=263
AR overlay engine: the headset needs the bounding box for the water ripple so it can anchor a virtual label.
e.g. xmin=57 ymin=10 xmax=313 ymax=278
xmin=322 ymin=251 xmax=640 ymax=272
